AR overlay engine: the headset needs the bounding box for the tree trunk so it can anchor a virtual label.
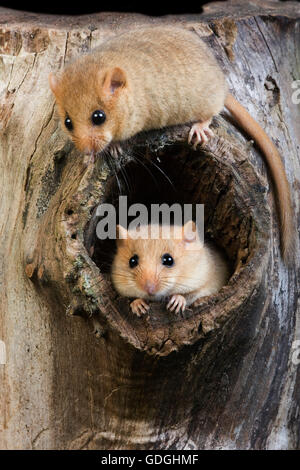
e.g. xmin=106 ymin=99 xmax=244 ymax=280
xmin=0 ymin=0 xmax=299 ymax=450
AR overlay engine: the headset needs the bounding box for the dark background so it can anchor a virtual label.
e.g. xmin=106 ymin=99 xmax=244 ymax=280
xmin=0 ymin=1 xmax=227 ymax=16
xmin=0 ymin=0 xmax=293 ymax=16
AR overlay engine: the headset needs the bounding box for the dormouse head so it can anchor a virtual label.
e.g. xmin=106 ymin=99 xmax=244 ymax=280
xmin=111 ymin=221 xmax=205 ymax=300
xmin=49 ymin=63 xmax=128 ymax=155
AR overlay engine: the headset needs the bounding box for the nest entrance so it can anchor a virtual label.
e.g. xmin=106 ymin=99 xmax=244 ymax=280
xmin=88 ymin=142 xmax=252 ymax=279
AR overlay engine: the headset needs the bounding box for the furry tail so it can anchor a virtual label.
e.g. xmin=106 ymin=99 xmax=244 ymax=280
xmin=225 ymin=93 xmax=295 ymax=264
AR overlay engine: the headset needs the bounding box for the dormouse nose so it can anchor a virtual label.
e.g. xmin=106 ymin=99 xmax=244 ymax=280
xmin=144 ymin=280 xmax=158 ymax=295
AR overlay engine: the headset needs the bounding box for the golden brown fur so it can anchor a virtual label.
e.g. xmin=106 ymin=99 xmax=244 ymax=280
xmin=49 ymin=26 xmax=226 ymax=151
xmin=49 ymin=25 xmax=294 ymax=263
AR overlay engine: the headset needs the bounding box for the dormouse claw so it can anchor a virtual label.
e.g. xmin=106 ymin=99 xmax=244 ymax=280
xmin=109 ymin=143 xmax=123 ymax=159
xmin=130 ymin=298 xmax=150 ymax=316
xmin=188 ymin=120 xmax=214 ymax=149
xmin=166 ymin=294 xmax=187 ymax=314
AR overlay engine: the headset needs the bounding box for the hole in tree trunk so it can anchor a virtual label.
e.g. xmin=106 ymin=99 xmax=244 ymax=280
xmin=87 ymin=143 xmax=253 ymax=282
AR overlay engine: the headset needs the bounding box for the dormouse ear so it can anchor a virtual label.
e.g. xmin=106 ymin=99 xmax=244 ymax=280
xmin=182 ymin=220 xmax=197 ymax=243
xmin=116 ymin=225 xmax=128 ymax=244
xmin=102 ymin=67 xmax=127 ymax=97
xmin=49 ymin=72 xmax=60 ymax=96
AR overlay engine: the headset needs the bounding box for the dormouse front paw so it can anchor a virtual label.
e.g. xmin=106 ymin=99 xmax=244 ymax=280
xmin=109 ymin=143 xmax=123 ymax=159
xmin=166 ymin=294 xmax=187 ymax=314
xmin=130 ymin=298 xmax=150 ymax=317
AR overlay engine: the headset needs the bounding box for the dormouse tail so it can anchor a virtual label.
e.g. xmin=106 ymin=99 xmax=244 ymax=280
xmin=225 ymin=93 xmax=295 ymax=264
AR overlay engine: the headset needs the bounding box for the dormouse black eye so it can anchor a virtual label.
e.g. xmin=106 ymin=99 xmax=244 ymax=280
xmin=162 ymin=253 xmax=174 ymax=267
xmin=64 ymin=115 xmax=73 ymax=131
xmin=91 ymin=109 xmax=106 ymax=126
xmin=129 ymin=254 xmax=139 ymax=269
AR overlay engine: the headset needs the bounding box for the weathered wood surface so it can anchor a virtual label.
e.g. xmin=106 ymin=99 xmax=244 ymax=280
xmin=0 ymin=0 xmax=299 ymax=450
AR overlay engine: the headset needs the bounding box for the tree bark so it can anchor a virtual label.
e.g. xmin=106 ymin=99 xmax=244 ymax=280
xmin=0 ymin=0 xmax=299 ymax=450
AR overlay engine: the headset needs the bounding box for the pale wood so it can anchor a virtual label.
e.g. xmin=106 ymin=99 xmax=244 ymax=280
xmin=0 ymin=0 xmax=299 ymax=449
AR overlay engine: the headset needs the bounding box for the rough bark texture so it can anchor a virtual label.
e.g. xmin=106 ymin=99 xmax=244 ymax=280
xmin=0 ymin=0 xmax=299 ymax=450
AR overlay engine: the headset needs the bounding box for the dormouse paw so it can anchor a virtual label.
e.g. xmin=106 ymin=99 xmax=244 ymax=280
xmin=166 ymin=294 xmax=187 ymax=314
xmin=188 ymin=120 xmax=214 ymax=150
xmin=109 ymin=143 xmax=123 ymax=159
xmin=130 ymin=298 xmax=150 ymax=317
